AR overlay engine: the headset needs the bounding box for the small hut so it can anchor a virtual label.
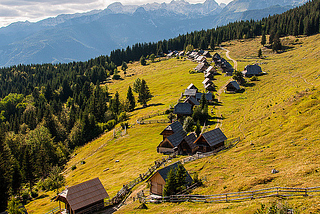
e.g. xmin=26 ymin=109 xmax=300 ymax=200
xmin=203 ymin=51 xmax=211 ymax=58
xmin=178 ymin=133 xmax=197 ymax=155
xmin=225 ymin=81 xmax=240 ymax=92
xmin=186 ymin=83 xmax=198 ymax=91
xmin=184 ymin=89 xmax=197 ymax=98
xmin=196 ymin=92 xmax=213 ymax=102
xmin=184 ymin=96 xmax=199 ymax=107
xmin=242 ymin=64 xmax=262 ymax=77
xmin=192 ymin=128 xmax=227 ymax=153
xmin=147 ymin=163 xmax=193 ymax=195
xmin=55 ymin=178 xmax=109 ymax=214
xmin=173 ymin=103 xmax=193 ymax=118
xmin=194 ymin=63 xmax=207 ymax=72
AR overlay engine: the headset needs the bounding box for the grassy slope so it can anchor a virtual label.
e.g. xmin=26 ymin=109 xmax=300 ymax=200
xmin=27 ymin=34 xmax=320 ymax=213
xmin=26 ymin=58 xmax=205 ymax=213
xmin=118 ymin=35 xmax=320 ymax=213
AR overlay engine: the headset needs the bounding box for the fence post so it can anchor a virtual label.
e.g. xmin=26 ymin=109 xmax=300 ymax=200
xmin=305 ymin=188 xmax=308 ymax=196
xmin=225 ymin=193 xmax=228 ymax=202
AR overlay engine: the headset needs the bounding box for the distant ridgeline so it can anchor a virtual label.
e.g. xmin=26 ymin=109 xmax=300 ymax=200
xmin=0 ymin=0 xmax=320 ymax=211
xmin=109 ymin=0 xmax=320 ymax=65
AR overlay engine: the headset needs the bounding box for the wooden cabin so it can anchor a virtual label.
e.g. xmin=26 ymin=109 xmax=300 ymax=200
xmin=178 ymin=133 xmax=197 ymax=155
xmin=196 ymin=92 xmax=213 ymax=102
xmin=158 ymin=121 xmax=187 ymax=153
xmin=55 ymin=178 xmax=109 ymax=214
xmin=173 ymin=103 xmax=193 ymax=118
xmin=159 ymin=121 xmax=186 ymax=141
xmin=192 ymin=128 xmax=227 ymax=153
xmin=205 ymin=66 xmax=217 ymax=75
xmin=194 ymin=63 xmax=207 ymax=72
xmin=184 ymin=89 xmax=197 ymax=98
xmin=184 ymin=96 xmax=199 ymax=107
xmin=225 ymin=81 xmax=240 ymax=92
xmin=203 ymin=51 xmax=211 ymax=58
xmin=186 ymin=83 xmax=198 ymax=91
xmin=147 ymin=163 xmax=193 ymax=195
xmin=242 ymin=64 xmax=262 ymax=77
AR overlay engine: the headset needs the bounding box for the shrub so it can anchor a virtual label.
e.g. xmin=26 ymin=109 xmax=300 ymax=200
xmin=118 ymin=112 xmax=129 ymax=122
xmin=250 ymin=76 xmax=258 ymax=81
xmin=112 ymin=74 xmax=121 ymax=80
xmin=71 ymin=165 xmax=77 ymax=170
xmin=31 ymin=190 xmax=39 ymax=198
xmin=106 ymin=119 xmax=116 ymax=131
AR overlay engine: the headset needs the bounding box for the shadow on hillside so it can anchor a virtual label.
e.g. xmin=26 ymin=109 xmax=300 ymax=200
xmin=207 ymin=116 xmax=224 ymax=126
xmin=135 ymin=103 xmax=164 ymax=111
xmin=243 ymin=82 xmax=255 ymax=87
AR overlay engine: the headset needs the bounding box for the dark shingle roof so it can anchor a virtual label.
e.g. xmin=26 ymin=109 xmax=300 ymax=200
xmin=196 ymin=92 xmax=213 ymax=101
xmin=156 ymin=162 xmax=193 ymax=184
xmin=167 ymin=132 xmax=184 ymax=147
xmin=184 ymin=89 xmax=197 ymax=97
xmin=184 ymin=133 xmax=197 ymax=149
xmin=243 ymin=64 xmax=262 ymax=76
xmin=161 ymin=121 xmax=186 ymax=137
xmin=184 ymin=96 xmax=199 ymax=106
xmin=226 ymin=81 xmax=240 ymax=91
xmin=201 ymin=128 xmax=227 ymax=147
xmin=195 ymin=63 xmax=207 ymax=71
xmin=173 ymin=103 xmax=192 ymax=115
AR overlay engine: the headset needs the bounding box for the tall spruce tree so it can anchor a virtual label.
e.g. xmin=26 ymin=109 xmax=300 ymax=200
xmin=126 ymin=86 xmax=135 ymax=112
xmin=138 ymin=80 xmax=152 ymax=107
xmin=261 ymin=32 xmax=266 ymax=46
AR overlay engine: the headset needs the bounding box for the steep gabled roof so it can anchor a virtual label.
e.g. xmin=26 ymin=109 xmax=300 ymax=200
xmin=183 ymin=133 xmax=197 ymax=149
xmin=243 ymin=64 xmax=262 ymax=76
xmin=166 ymin=132 xmax=185 ymax=147
xmin=184 ymin=89 xmax=197 ymax=97
xmin=226 ymin=81 xmax=240 ymax=91
xmin=160 ymin=121 xmax=186 ymax=137
xmin=56 ymin=178 xmax=108 ymax=211
xmin=199 ymin=128 xmax=227 ymax=147
xmin=206 ymin=66 xmax=216 ymax=73
xmin=184 ymin=96 xmax=199 ymax=106
xmin=173 ymin=103 xmax=193 ymax=116
xmin=202 ymin=78 xmax=212 ymax=85
xmin=148 ymin=162 xmax=193 ymax=184
xmin=187 ymin=83 xmax=198 ymax=91
xmin=195 ymin=63 xmax=207 ymax=71
xmin=196 ymin=92 xmax=213 ymax=101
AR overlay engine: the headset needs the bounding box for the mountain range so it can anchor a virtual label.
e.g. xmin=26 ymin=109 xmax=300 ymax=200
xmin=0 ymin=0 xmax=308 ymax=67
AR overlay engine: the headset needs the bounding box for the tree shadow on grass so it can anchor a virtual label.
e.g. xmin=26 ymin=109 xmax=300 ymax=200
xmin=243 ymin=82 xmax=255 ymax=87
xmin=134 ymin=103 xmax=164 ymax=111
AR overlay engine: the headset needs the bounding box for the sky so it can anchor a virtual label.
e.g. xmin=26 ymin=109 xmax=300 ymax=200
xmin=0 ymin=0 xmax=232 ymax=28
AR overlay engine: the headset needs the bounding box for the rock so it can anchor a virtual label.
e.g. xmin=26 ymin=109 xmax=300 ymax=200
xmin=103 ymin=168 xmax=109 ymax=172
xmin=115 ymin=160 xmax=120 ymax=162
xmin=271 ymin=169 xmax=279 ymax=174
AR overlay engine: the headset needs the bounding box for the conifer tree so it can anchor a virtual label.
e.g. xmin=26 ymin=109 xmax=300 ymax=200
xmin=163 ymin=168 xmax=176 ymax=196
xmin=126 ymin=86 xmax=135 ymax=112
xmin=261 ymin=32 xmax=266 ymax=46
xmin=138 ymin=80 xmax=152 ymax=107
xmin=258 ymin=48 xmax=262 ymax=58
xmin=133 ymin=78 xmax=142 ymax=93
xmin=140 ymin=56 xmax=146 ymax=66
xmin=121 ymin=61 xmax=128 ymax=71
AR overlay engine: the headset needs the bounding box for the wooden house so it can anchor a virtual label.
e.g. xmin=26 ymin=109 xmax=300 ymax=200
xmin=202 ymin=78 xmax=213 ymax=86
xmin=184 ymin=96 xmax=199 ymax=107
xmin=173 ymin=103 xmax=193 ymax=118
xmin=186 ymin=83 xmax=198 ymax=91
xmin=158 ymin=121 xmax=187 ymax=153
xmin=55 ymin=178 xmax=109 ymax=214
xmin=178 ymin=133 xmax=197 ymax=155
xmin=213 ymin=53 xmax=222 ymax=62
xmin=196 ymin=92 xmax=213 ymax=102
xmin=196 ymin=56 xmax=207 ymax=63
xmin=179 ymin=51 xmax=185 ymax=56
xmin=242 ymin=64 xmax=262 ymax=77
xmin=204 ymin=83 xmax=215 ymax=91
xmin=204 ymin=72 xmax=214 ymax=80
xmin=192 ymin=128 xmax=227 ymax=153
xmin=194 ymin=63 xmax=207 ymax=72
xmin=205 ymin=66 xmax=217 ymax=75
xmin=147 ymin=162 xmax=193 ymax=195
xmin=225 ymin=81 xmax=240 ymax=92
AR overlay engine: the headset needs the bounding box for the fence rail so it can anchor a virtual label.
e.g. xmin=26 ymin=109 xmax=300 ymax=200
xmin=142 ymin=186 xmax=320 ymax=204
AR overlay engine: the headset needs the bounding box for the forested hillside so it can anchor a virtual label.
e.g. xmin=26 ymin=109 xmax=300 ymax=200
xmin=0 ymin=0 xmax=320 ymax=211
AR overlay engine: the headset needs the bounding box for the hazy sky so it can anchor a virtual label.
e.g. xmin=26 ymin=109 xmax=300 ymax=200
xmin=0 ymin=0 xmax=232 ymax=28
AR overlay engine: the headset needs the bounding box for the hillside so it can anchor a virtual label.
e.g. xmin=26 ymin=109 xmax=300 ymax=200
xmin=26 ymin=34 xmax=320 ymax=213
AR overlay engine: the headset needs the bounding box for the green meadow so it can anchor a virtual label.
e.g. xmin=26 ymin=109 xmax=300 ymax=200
xmin=26 ymin=34 xmax=320 ymax=213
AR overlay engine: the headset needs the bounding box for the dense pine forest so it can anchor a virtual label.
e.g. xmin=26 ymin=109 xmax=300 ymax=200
xmin=0 ymin=0 xmax=320 ymax=211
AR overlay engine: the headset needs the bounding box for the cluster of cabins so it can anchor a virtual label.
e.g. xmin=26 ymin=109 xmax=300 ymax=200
xmin=157 ymin=121 xmax=227 ymax=155
xmin=173 ymin=83 xmax=213 ymax=119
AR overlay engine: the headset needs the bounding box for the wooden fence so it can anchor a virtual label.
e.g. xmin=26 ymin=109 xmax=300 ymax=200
xmin=142 ymin=186 xmax=320 ymax=204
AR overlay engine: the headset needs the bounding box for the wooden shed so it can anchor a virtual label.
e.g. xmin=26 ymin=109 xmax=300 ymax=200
xmin=225 ymin=81 xmax=240 ymax=92
xmin=147 ymin=163 xmax=193 ymax=195
xmin=178 ymin=133 xmax=197 ymax=155
xmin=186 ymin=83 xmax=198 ymax=91
xmin=173 ymin=103 xmax=193 ymax=118
xmin=192 ymin=128 xmax=227 ymax=153
xmin=55 ymin=178 xmax=109 ymax=214
xmin=242 ymin=64 xmax=262 ymax=77
xmin=194 ymin=63 xmax=207 ymax=72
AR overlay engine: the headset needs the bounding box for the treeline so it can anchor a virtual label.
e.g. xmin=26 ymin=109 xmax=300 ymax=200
xmin=110 ymin=0 xmax=320 ymax=65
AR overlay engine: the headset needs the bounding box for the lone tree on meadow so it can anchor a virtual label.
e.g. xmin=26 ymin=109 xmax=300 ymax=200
xmin=138 ymin=79 xmax=152 ymax=107
xmin=258 ymin=48 xmax=262 ymax=58
xmin=272 ymin=33 xmax=282 ymax=52
xmin=126 ymin=86 xmax=135 ymax=112
xmin=149 ymin=54 xmax=156 ymax=63
xmin=121 ymin=61 xmax=128 ymax=71
xmin=261 ymin=32 xmax=266 ymax=46
xmin=140 ymin=55 xmax=147 ymax=66
xmin=133 ymin=78 xmax=142 ymax=93
xmin=233 ymin=70 xmax=246 ymax=85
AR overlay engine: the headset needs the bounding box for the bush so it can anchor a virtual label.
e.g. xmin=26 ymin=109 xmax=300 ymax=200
xmin=112 ymin=74 xmax=121 ymax=80
xmin=120 ymin=122 xmax=129 ymax=130
xmin=165 ymin=109 xmax=173 ymax=114
xmin=71 ymin=165 xmax=77 ymax=170
xmin=21 ymin=191 xmax=30 ymax=204
xmin=118 ymin=112 xmax=129 ymax=122
xmin=106 ymin=119 xmax=116 ymax=131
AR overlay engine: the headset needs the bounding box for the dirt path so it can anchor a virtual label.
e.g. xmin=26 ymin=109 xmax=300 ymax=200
xmin=215 ymin=47 xmax=237 ymax=129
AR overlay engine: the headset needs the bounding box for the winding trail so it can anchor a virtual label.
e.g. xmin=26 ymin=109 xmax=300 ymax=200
xmin=215 ymin=47 xmax=236 ymax=129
